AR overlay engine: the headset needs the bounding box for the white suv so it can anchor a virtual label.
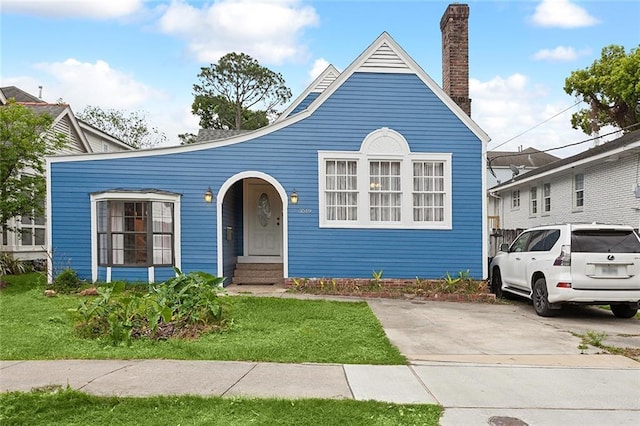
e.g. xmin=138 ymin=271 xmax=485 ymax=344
xmin=489 ymin=224 xmax=640 ymax=318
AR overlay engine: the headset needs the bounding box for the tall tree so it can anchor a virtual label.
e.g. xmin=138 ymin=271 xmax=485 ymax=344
xmin=564 ymin=45 xmax=640 ymax=135
xmin=0 ymin=101 xmax=67 ymax=233
xmin=192 ymin=95 xmax=268 ymax=130
xmin=192 ymin=52 xmax=291 ymax=130
xmin=178 ymin=132 xmax=197 ymax=145
xmin=77 ymin=106 xmax=167 ymax=148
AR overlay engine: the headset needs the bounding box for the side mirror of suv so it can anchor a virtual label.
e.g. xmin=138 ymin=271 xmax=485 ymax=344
xmin=499 ymin=243 xmax=510 ymax=252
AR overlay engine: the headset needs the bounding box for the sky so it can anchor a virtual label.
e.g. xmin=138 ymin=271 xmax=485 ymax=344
xmin=1 ymin=0 xmax=639 ymax=158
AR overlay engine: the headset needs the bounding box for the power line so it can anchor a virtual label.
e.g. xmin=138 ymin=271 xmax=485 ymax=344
xmin=488 ymin=100 xmax=583 ymax=151
xmin=487 ymin=122 xmax=640 ymax=164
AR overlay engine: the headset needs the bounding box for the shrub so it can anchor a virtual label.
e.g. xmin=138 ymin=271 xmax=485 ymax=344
xmin=0 ymin=253 xmax=27 ymax=276
xmin=52 ymin=268 xmax=82 ymax=294
xmin=71 ymin=268 xmax=228 ymax=345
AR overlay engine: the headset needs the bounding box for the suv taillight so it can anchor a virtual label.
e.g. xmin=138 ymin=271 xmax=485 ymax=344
xmin=553 ymin=245 xmax=571 ymax=266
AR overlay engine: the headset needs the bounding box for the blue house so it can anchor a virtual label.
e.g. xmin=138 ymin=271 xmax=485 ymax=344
xmin=47 ymin=5 xmax=490 ymax=285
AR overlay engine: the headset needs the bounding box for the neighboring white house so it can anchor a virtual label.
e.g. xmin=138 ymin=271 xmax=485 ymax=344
xmin=486 ymin=147 xmax=559 ymax=231
xmin=487 ymin=147 xmax=560 ymax=189
xmin=1 ymin=86 xmax=133 ymax=262
xmin=489 ymin=129 xmax=640 ymax=236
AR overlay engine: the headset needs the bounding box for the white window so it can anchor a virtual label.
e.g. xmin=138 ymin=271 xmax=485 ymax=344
xmin=91 ymin=191 xmax=181 ymax=268
xmin=369 ymin=160 xmax=402 ymax=222
xmin=318 ymin=128 xmax=452 ymax=229
xmin=529 ymin=186 xmax=538 ymax=216
xmin=413 ymin=161 xmax=445 ymax=222
xmin=512 ymin=190 xmax=520 ymax=210
xmin=573 ymin=173 xmax=584 ymax=209
xmin=325 ymin=160 xmax=358 ymax=221
xmin=543 ymin=183 xmax=551 ymax=213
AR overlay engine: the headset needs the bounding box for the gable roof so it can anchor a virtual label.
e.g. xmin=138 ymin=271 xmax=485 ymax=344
xmin=488 ymin=147 xmax=560 ymax=168
xmin=299 ymin=32 xmax=489 ymax=143
xmin=51 ymin=32 xmax=490 ymax=162
xmin=491 ymin=129 xmax=640 ymax=191
xmin=277 ymin=64 xmax=341 ymax=121
xmin=1 ymin=86 xmax=43 ymax=104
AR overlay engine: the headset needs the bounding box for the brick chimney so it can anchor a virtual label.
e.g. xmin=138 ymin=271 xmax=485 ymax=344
xmin=440 ymin=3 xmax=471 ymax=116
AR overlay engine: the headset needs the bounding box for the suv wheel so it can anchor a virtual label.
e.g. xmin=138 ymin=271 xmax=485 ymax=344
xmin=490 ymin=268 xmax=503 ymax=298
xmin=532 ymin=277 xmax=558 ymax=317
xmin=610 ymin=304 xmax=638 ymax=319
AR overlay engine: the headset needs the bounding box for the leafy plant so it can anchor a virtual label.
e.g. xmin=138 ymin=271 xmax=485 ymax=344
xmin=52 ymin=267 xmax=83 ymax=294
xmin=71 ymin=269 xmax=228 ymax=345
xmin=0 ymin=252 xmax=27 ymax=276
xmin=370 ymin=270 xmax=384 ymax=289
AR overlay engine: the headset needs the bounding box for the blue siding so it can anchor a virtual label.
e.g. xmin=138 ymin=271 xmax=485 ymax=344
xmin=288 ymin=92 xmax=320 ymax=116
xmin=51 ymin=72 xmax=484 ymax=281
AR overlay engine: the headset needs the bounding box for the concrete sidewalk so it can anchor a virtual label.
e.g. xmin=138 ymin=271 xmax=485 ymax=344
xmin=2 ymin=358 xmax=639 ymax=425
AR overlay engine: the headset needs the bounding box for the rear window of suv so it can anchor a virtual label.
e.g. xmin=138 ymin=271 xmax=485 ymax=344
xmin=571 ymin=229 xmax=640 ymax=253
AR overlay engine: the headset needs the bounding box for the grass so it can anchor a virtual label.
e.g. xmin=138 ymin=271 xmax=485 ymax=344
xmin=0 ymin=387 xmax=442 ymax=426
xmin=0 ymin=273 xmax=405 ymax=365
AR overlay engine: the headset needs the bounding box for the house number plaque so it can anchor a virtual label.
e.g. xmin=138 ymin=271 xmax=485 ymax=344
xmin=297 ymin=208 xmax=312 ymax=214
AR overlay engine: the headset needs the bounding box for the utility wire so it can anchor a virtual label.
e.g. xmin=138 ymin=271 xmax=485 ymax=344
xmin=487 ymin=122 xmax=640 ymax=164
xmin=488 ymin=100 xmax=583 ymax=151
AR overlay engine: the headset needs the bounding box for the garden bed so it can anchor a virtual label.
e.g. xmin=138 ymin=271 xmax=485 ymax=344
xmin=285 ymin=277 xmax=498 ymax=303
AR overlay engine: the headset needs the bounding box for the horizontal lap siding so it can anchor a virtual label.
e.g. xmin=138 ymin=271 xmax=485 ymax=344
xmin=50 ymin=72 xmax=483 ymax=281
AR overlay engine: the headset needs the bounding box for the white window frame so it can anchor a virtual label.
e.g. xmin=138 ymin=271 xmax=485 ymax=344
xmin=529 ymin=186 xmax=538 ymax=216
xmin=90 ymin=191 xmax=181 ymax=283
xmin=543 ymin=182 xmax=551 ymax=214
xmin=573 ymin=173 xmax=584 ymax=210
xmin=511 ymin=189 xmax=520 ymax=210
xmin=318 ymin=128 xmax=452 ymax=229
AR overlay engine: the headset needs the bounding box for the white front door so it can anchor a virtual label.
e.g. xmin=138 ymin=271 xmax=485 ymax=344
xmin=246 ymin=181 xmax=282 ymax=257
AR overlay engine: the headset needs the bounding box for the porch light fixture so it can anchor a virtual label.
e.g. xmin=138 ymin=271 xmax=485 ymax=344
xmin=204 ymin=186 xmax=214 ymax=203
xmin=290 ymin=189 xmax=299 ymax=205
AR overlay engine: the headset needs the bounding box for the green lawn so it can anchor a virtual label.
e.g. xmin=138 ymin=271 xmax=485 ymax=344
xmin=0 ymin=273 xmax=405 ymax=364
xmin=0 ymin=388 xmax=442 ymax=426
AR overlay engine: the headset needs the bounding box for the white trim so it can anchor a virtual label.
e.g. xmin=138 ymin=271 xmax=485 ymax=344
xmin=47 ymin=33 xmax=489 ymax=166
xmin=318 ymin=128 xmax=452 ymax=229
xmin=89 ymin=191 xmax=181 ymax=283
xmin=276 ymin=64 xmax=340 ymax=122
xmin=46 ymin=160 xmax=53 ymax=284
xmin=481 ymin=143 xmax=488 ymax=279
xmin=51 ymin=107 xmax=92 ymax=153
xmin=217 ymin=171 xmax=289 ymax=278
xmin=491 ymin=140 xmax=640 ymax=192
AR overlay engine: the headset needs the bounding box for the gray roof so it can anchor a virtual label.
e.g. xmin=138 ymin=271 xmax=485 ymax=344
xmin=196 ymin=128 xmax=251 ymax=142
xmin=488 ymin=147 xmax=560 ymax=168
xmin=493 ymin=128 xmax=640 ymax=189
xmin=21 ymin=103 xmax=67 ymax=119
xmin=1 ymin=86 xmax=43 ymax=103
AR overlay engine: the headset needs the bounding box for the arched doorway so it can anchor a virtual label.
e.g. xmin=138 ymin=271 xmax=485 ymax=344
xmin=216 ymin=172 xmax=289 ymax=284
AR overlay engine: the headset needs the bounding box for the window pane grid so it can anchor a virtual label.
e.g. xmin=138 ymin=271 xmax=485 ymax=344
xmin=98 ymin=200 xmax=174 ymax=267
xmin=325 ymin=160 xmax=358 ymax=221
xmin=369 ymin=161 xmax=401 ymax=222
xmin=412 ymin=161 xmax=445 ymax=222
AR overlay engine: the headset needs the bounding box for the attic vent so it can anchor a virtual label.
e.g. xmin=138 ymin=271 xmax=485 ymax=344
xmin=314 ymin=69 xmax=340 ymax=93
xmin=359 ymin=42 xmax=409 ymax=71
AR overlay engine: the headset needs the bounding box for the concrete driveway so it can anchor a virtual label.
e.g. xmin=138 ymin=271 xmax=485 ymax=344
xmin=367 ymin=297 xmax=640 ymax=364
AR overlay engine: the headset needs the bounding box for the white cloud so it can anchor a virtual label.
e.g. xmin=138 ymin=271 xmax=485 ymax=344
xmin=531 ymin=0 xmax=599 ymax=28
xmin=532 ymin=46 xmax=592 ymax=61
xmin=471 ymin=74 xmax=589 ymax=158
xmin=3 ymin=59 xmax=193 ymax=146
xmin=158 ymin=0 xmax=319 ymax=64
xmin=34 ymin=59 xmax=165 ymax=109
xmin=309 ymin=58 xmax=330 ymax=80
xmin=2 ymin=0 xmax=143 ymax=19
